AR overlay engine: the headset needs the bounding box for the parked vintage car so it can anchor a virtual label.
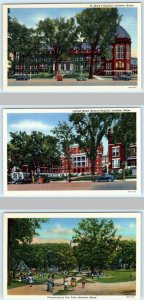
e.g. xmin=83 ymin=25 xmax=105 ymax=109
xmin=16 ymin=74 xmax=29 ymax=81
xmin=96 ymin=174 xmax=115 ymax=182
xmin=113 ymin=74 xmax=131 ymax=81
xmin=12 ymin=178 xmax=32 ymax=184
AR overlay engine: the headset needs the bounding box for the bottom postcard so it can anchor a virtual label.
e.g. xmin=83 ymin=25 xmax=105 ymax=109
xmin=3 ymin=212 xmax=141 ymax=299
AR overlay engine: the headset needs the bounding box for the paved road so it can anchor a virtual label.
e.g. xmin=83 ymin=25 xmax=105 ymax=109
xmin=8 ymin=78 xmax=137 ymax=87
xmin=91 ymin=180 xmax=136 ymax=190
xmin=8 ymin=180 xmax=136 ymax=191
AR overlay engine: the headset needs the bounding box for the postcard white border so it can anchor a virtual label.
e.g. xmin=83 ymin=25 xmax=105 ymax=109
xmin=3 ymin=2 xmax=141 ymax=92
xmin=3 ymin=211 xmax=141 ymax=299
xmin=3 ymin=107 xmax=141 ymax=197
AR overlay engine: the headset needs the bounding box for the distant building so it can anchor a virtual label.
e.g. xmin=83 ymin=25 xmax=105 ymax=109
xmin=131 ymin=57 xmax=137 ymax=74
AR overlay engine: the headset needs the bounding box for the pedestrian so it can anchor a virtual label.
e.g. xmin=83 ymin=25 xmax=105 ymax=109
xmin=47 ymin=276 xmax=53 ymax=292
xmin=64 ymin=276 xmax=68 ymax=290
xmin=81 ymin=276 xmax=86 ymax=288
xmin=28 ymin=274 xmax=33 ymax=287
xmin=71 ymin=274 xmax=76 ymax=290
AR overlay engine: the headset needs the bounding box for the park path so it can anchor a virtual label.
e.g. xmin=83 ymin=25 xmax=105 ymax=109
xmin=66 ymin=281 xmax=136 ymax=295
xmin=8 ymin=278 xmax=136 ymax=296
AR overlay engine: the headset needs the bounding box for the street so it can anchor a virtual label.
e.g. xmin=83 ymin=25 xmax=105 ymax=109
xmin=7 ymin=180 xmax=136 ymax=191
xmin=91 ymin=180 xmax=136 ymax=190
xmin=8 ymin=78 xmax=137 ymax=87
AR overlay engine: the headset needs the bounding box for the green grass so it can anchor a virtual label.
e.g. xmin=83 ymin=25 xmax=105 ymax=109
xmin=8 ymin=273 xmax=63 ymax=289
xmin=54 ymin=286 xmax=73 ymax=295
xmin=8 ymin=282 xmax=27 ymax=289
xmin=92 ymin=270 xmax=136 ymax=283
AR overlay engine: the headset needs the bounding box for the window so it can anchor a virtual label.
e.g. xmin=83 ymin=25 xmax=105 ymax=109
xmin=106 ymin=71 xmax=112 ymax=75
xmin=126 ymin=63 xmax=130 ymax=70
xmin=118 ymin=61 xmax=122 ymax=69
xmin=112 ymin=147 xmax=120 ymax=157
xmin=112 ymin=159 xmax=120 ymax=168
xmin=106 ymin=63 xmax=112 ymax=70
xmin=126 ymin=45 xmax=130 ymax=59
xmin=119 ymin=45 xmax=124 ymax=59
xmin=73 ymin=156 xmax=87 ymax=167
xmin=116 ymin=45 xmax=120 ymax=59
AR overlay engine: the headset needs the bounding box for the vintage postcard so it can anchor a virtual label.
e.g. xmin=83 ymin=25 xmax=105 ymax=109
xmin=3 ymin=212 xmax=141 ymax=299
xmin=3 ymin=3 xmax=141 ymax=91
xmin=3 ymin=107 xmax=141 ymax=197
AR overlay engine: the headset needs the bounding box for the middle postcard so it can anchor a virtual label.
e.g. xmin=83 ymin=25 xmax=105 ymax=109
xmin=3 ymin=107 xmax=141 ymax=197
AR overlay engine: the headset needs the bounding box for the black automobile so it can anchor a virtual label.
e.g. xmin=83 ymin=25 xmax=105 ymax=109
xmin=96 ymin=174 xmax=115 ymax=182
xmin=16 ymin=74 xmax=29 ymax=81
xmin=113 ymin=74 xmax=131 ymax=81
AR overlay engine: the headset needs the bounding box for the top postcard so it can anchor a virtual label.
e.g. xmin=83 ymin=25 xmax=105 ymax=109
xmin=3 ymin=3 xmax=141 ymax=92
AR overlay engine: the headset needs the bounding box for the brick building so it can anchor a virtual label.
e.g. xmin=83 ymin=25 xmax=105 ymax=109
xmin=11 ymin=24 xmax=133 ymax=77
xmin=107 ymin=129 xmax=136 ymax=172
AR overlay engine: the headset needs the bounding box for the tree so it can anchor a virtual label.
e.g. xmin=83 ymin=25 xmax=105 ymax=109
xmin=8 ymin=131 xmax=61 ymax=180
xmin=8 ymin=218 xmax=48 ymax=285
xmin=18 ymin=243 xmax=76 ymax=274
xmin=52 ymin=122 xmax=75 ymax=181
xmin=112 ymin=240 xmax=136 ymax=270
xmin=110 ymin=113 xmax=136 ymax=179
xmin=37 ymin=17 xmax=77 ymax=74
xmin=69 ymin=112 xmax=119 ymax=181
xmin=8 ymin=17 xmax=40 ymax=74
xmin=76 ymin=8 xmax=121 ymax=78
xmin=72 ymin=218 xmax=120 ymax=273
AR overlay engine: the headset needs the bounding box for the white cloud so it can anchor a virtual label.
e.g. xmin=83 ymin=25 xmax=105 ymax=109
xmin=128 ymin=222 xmax=136 ymax=230
xmin=9 ymin=120 xmax=53 ymax=135
xmin=115 ymin=224 xmax=125 ymax=231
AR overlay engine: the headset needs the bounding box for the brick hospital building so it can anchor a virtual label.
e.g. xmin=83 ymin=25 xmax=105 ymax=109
xmin=12 ymin=24 xmax=134 ymax=77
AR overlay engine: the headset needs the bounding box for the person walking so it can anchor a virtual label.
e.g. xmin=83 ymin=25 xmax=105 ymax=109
xmin=47 ymin=276 xmax=53 ymax=292
xmin=64 ymin=276 xmax=68 ymax=290
xmin=81 ymin=276 xmax=86 ymax=288
xmin=28 ymin=274 xmax=33 ymax=287
xmin=70 ymin=274 xmax=77 ymax=290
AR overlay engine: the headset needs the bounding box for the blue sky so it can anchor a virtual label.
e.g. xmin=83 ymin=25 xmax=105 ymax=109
xmin=7 ymin=112 xmax=108 ymax=154
xmin=32 ymin=217 xmax=136 ymax=244
xmin=9 ymin=7 xmax=138 ymax=57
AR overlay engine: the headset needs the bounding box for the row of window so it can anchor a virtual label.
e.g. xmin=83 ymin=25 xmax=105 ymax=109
xmin=116 ymin=45 xmax=130 ymax=59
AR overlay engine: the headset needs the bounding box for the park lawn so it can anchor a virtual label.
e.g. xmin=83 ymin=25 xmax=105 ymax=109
xmin=93 ymin=270 xmax=136 ymax=283
xmin=8 ymin=273 xmax=63 ymax=289
xmin=8 ymin=282 xmax=27 ymax=289
xmin=54 ymin=286 xmax=74 ymax=295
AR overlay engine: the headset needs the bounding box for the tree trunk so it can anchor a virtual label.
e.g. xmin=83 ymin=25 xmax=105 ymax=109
xmin=89 ymin=52 xmax=94 ymax=79
xmin=91 ymin=157 xmax=96 ymax=182
xmin=68 ymin=162 xmax=71 ymax=182
xmin=55 ymin=58 xmax=58 ymax=75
